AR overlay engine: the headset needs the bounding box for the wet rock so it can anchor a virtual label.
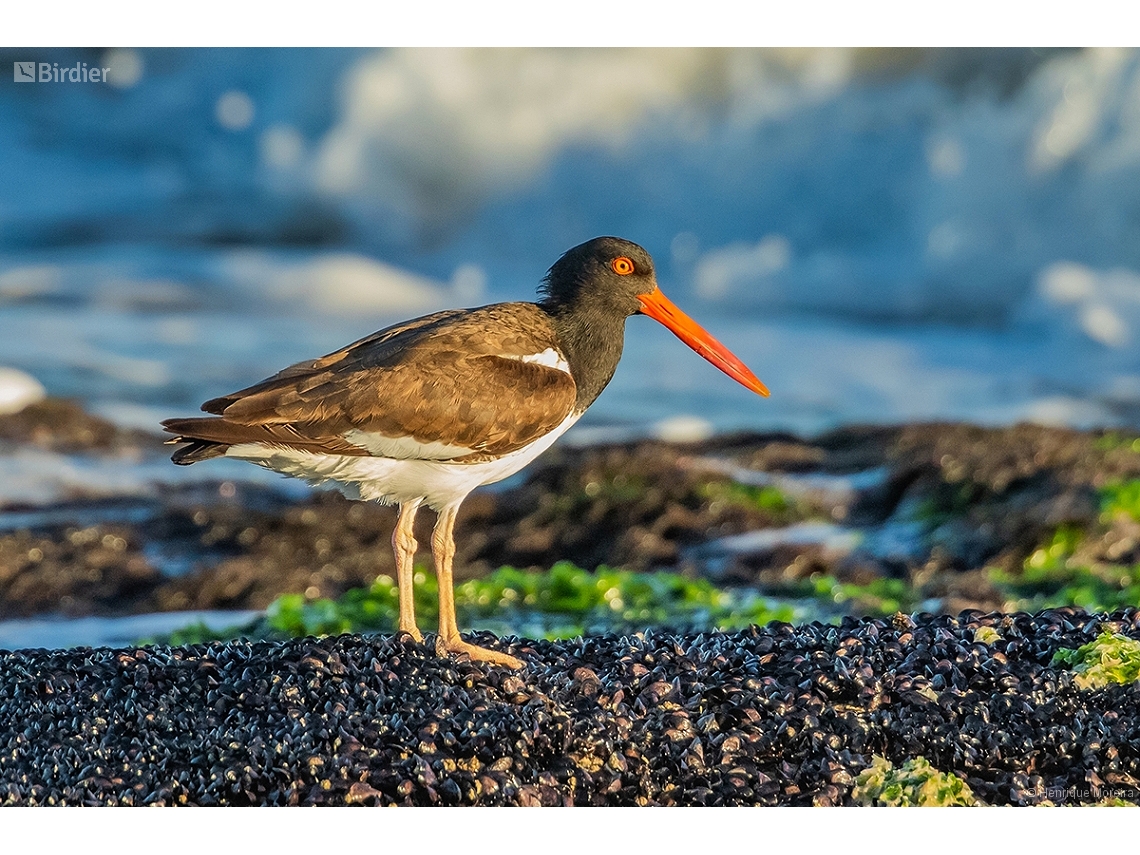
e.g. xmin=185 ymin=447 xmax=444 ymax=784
xmin=0 ymin=610 xmax=1137 ymax=805
xmin=2 ymin=420 xmax=1137 ymax=620
xmin=0 ymin=398 xmax=149 ymax=454
xmin=0 ymin=524 xmax=163 ymax=618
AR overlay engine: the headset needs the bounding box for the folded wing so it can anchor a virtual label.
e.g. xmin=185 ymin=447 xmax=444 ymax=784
xmin=163 ymin=304 xmax=577 ymax=464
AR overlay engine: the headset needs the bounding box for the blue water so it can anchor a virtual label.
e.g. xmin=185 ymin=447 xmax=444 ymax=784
xmin=3 ymin=47 xmax=1140 ymax=449
xmin=3 ymin=48 xmax=1140 ymax=650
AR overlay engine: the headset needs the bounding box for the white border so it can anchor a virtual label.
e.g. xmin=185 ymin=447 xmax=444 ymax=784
xmin=2 ymin=1 xmax=1128 ymax=48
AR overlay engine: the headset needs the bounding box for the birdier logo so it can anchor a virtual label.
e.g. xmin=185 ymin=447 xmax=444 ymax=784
xmin=13 ymin=61 xmax=109 ymax=83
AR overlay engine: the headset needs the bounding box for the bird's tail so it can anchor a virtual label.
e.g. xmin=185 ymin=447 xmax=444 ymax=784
xmin=161 ymin=418 xmax=231 ymax=465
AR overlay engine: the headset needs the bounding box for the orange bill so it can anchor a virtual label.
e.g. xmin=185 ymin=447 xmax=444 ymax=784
xmin=637 ymin=288 xmax=770 ymax=397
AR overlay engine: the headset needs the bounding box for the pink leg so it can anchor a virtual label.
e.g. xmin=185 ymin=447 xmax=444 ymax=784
xmin=392 ymin=499 xmax=423 ymax=642
xmin=432 ymin=502 xmax=523 ymax=669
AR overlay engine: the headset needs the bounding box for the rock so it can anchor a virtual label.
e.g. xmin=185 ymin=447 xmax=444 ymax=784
xmin=1 ymin=610 xmax=1138 ymax=805
xmin=1 ymin=417 xmax=1138 ymax=621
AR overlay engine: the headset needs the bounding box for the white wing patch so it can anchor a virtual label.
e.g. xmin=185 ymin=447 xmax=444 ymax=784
xmin=341 ymin=429 xmax=474 ymax=461
xmin=503 ymin=347 xmax=570 ymax=374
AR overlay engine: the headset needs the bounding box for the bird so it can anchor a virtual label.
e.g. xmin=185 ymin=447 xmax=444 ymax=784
xmin=163 ymin=237 xmax=768 ymax=668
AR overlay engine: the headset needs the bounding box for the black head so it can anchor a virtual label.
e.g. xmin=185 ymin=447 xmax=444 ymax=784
xmin=539 ymin=236 xmax=657 ymax=316
xmin=536 ymin=235 xmax=769 ymax=408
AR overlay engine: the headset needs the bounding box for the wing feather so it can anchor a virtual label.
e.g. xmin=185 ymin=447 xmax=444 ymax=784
xmin=165 ymin=303 xmax=577 ymax=462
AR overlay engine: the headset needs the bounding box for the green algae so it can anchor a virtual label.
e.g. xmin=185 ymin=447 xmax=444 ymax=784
xmin=988 ymin=521 xmax=1140 ymax=613
xmin=852 ymin=755 xmax=979 ymax=806
xmin=263 ymin=561 xmax=799 ymax=641
xmin=798 ymin=575 xmax=918 ymax=617
xmin=696 ymin=480 xmax=799 ymax=517
xmin=1101 ymin=479 xmax=1140 ymax=523
xmin=972 ymin=625 xmax=1002 ymax=645
xmin=1092 ymin=432 xmax=1140 ymax=454
xmin=1052 ymin=631 xmax=1140 ymax=690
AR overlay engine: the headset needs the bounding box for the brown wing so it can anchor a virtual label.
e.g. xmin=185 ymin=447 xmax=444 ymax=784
xmin=163 ymin=303 xmax=577 ymax=462
xmin=200 ymin=308 xmax=470 ymax=414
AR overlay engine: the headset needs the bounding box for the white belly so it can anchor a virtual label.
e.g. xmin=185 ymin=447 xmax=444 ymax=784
xmin=226 ymin=412 xmax=580 ymax=510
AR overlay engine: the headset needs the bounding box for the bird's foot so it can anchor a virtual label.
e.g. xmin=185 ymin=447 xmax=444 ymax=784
xmin=397 ymin=625 xmax=424 ymax=644
xmin=436 ymin=634 xmax=524 ymax=669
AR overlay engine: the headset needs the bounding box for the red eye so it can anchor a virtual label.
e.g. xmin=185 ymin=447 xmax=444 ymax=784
xmin=611 ymin=256 xmax=635 ymax=275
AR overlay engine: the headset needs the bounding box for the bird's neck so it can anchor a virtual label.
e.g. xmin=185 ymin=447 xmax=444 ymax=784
xmin=544 ymin=303 xmax=627 ymax=413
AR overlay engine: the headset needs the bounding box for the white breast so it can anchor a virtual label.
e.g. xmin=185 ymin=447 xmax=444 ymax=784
xmin=227 ymin=411 xmax=581 ymax=510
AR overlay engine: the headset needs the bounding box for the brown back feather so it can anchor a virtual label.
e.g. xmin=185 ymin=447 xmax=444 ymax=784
xmin=164 ymin=303 xmax=578 ymax=463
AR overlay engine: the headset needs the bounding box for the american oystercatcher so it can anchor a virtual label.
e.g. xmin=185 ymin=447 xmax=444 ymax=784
xmin=163 ymin=237 xmax=768 ymax=668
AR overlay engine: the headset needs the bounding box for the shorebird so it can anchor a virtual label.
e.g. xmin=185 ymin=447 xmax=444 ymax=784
xmin=163 ymin=237 xmax=768 ymax=668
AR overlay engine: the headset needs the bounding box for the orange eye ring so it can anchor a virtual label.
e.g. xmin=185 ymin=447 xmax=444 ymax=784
xmin=611 ymin=256 xmax=635 ymax=275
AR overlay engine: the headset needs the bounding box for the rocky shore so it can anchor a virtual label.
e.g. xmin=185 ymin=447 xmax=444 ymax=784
xmin=2 ymin=608 xmax=1138 ymax=806
xmin=1 ymin=399 xmax=1139 ymax=805
xmin=2 ymin=400 xmax=1138 ymax=623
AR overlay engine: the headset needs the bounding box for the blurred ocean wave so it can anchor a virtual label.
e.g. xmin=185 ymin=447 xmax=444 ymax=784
xmin=1 ymin=47 xmax=1138 ymax=439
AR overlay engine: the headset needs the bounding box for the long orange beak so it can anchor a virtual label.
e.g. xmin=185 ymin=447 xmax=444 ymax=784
xmin=637 ymin=288 xmax=769 ymax=397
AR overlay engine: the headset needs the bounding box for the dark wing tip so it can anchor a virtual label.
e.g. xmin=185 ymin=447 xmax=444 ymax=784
xmin=161 ymin=417 xmax=230 ymax=464
xmin=170 ymin=440 xmax=227 ymax=465
xmin=200 ymin=396 xmax=231 ymax=415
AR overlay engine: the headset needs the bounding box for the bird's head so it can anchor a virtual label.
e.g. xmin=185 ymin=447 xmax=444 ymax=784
xmin=540 ymin=236 xmax=658 ymax=316
xmin=541 ymin=236 xmax=769 ymax=397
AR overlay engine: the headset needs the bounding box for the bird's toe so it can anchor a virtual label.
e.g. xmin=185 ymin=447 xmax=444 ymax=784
xmin=396 ymin=626 xmax=424 ymax=644
xmin=436 ymin=635 xmax=524 ymax=669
